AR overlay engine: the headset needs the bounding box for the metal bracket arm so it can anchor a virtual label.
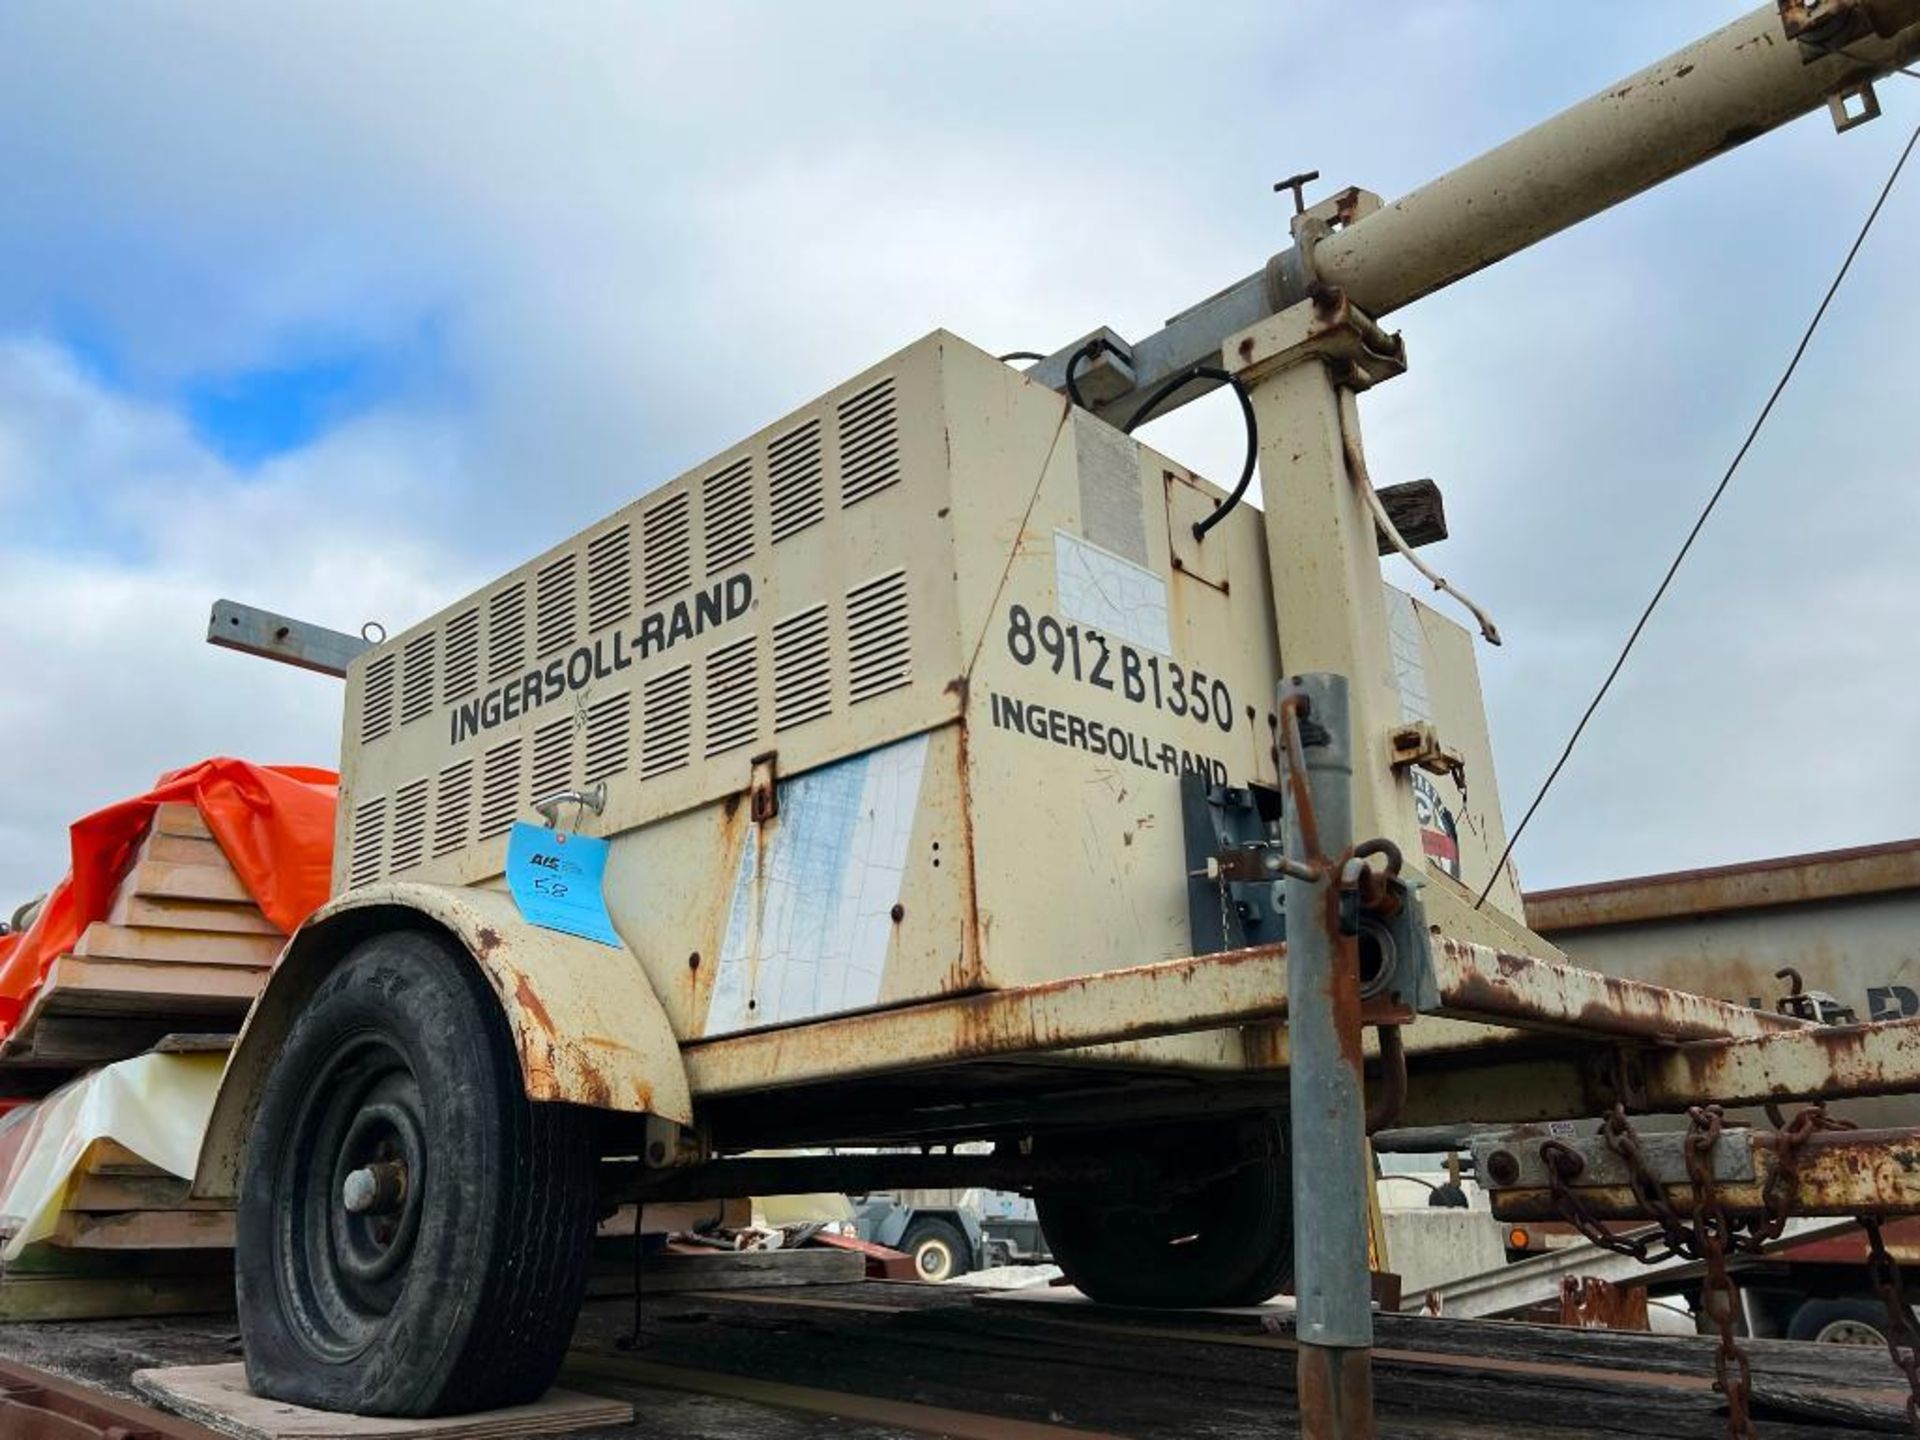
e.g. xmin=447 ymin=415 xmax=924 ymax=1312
xmin=1477 ymin=1123 xmax=1920 ymax=1221
xmin=1226 ymin=289 xmax=1406 ymax=392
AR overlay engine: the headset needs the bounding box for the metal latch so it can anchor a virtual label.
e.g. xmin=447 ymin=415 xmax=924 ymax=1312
xmin=1386 ymin=721 xmax=1463 ymax=778
xmin=749 ymin=752 xmax=780 ymax=822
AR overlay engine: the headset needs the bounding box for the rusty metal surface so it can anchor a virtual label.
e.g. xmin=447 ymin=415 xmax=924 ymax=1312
xmin=1558 ymin=1276 xmax=1650 ymax=1332
xmin=1429 ymin=937 xmax=1807 ymax=1044
xmin=1489 ymin=1127 xmax=1920 ymax=1221
xmin=1645 ymin=1017 xmax=1920 ymax=1110
xmin=0 ymin=1355 xmax=227 ymax=1440
xmin=1526 ymin=838 xmax=1920 ymax=932
xmin=194 ymin=881 xmax=692 ymax=1199
xmin=683 ymin=945 xmax=1290 ymax=1097
xmin=683 ymin=932 xmax=1813 ymax=1104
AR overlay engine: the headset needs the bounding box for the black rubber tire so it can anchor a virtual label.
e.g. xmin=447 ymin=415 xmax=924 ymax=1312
xmin=900 ymin=1217 xmax=971 ymax=1283
xmin=1786 ymin=1296 xmax=1890 ymax=1345
xmin=1036 ymin=1115 xmax=1293 ymax=1308
xmin=237 ymin=930 xmax=598 ymax=1416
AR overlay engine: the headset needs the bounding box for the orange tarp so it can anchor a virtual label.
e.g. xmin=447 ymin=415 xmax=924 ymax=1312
xmin=0 ymin=758 xmax=337 ymax=1037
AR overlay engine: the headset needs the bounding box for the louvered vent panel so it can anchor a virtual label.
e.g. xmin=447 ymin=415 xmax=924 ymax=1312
xmin=389 ymin=777 xmax=429 ymax=873
xmin=702 ymin=458 xmax=755 ymax=573
xmin=400 ymin=632 xmax=437 ymax=726
xmin=768 ymin=419 xmax=824 ymax=543
xmin=642 ymin=492 xmax=692 ymax=605
xmin=704 ymin=635 xmax=759 ymax=757
xmin=640 ymin=666 xmax=693 ymax=779
xmin=348 ymin=795 xmax=386 ymax=888
xmin=531 ymin=714 xmax=576 ymax=801
xmin=584 ymin=691 xmax=632 ymax=783
xmin=773 ymin=604 xmax=832 ymax=731
xmin=587 ymin=524 xmax=632 ymax=632
xmin=535 ymin=553 xmax=578 ymax=659
xmin=433 ymin=759 xmax=473 ymax=858
xmin=838 ymin=377 xmax=900 ymax=506
xmin=478 ymin=738 xmax=522 ymax=840
xmin=360 ymin=653 xmax=396 ymax=745
xmin=442 ymin=608 xmax=480 ymax=704
xmin=847 ymin=570 xmax=912 ymax=703
xmin=487 ymin=583 xmax=527 ymax=682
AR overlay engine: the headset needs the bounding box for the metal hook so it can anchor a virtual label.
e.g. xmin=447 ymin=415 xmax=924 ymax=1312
xmin=533 ymin=781 xmax=607 ymax=833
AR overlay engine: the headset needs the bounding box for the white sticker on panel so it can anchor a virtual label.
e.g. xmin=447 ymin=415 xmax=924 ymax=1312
xmin=705 ymin=733 xmax=930 ymax=1033
xmin=1072 ymin=410 xmax=1148 ymax=565
xmin=1054 ymin=529 xmax=1172 ymax=658
xmin=1385 ymin=586 xmax=1432 ymax=725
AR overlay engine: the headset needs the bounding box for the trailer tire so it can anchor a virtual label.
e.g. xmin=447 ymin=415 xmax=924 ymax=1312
xmin=237 ymin=929 xmax=598 ymax=1416
xmin=1786 ymin=1296 xmax=1889 ymax=1346
xmin=900 ymin=1217 xmax=971 ymax=1283
xmin=1036 ymin=1115 xmax=1293 ymax=1308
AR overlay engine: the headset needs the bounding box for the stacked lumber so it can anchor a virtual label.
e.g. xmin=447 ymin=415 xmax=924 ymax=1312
xmin=0 ymin=1141 xmax=233 ymax=1322
xmin=0 ymin=804 xmax=282 ymax=1070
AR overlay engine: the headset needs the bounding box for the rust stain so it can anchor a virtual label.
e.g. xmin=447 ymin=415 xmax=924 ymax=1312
xmin=575 ymin=1059 xmax=614 ymax=1109
xmin=475 ymin=926 xmax=502 ymax=958
xmin=512 ymin=972 xmax=557 ymax=1035
xmin=952 ymin=716 xmax=983 ymax=992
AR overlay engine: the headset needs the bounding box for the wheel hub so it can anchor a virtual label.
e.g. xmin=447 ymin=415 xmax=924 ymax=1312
xmin=276 ymin=1037 xmax=430 ymax=1360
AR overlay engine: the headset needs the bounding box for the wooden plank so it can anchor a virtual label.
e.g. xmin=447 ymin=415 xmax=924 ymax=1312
xmin=120 ymin=860 xmax=252 ymax=905
xmin=0 ymin=1272 xmax=236 ymax=1323
xmin=73 ymin=923 xmax=281 ymax=967
xmin=52 ymin=1209 xmax=235 ymax=1251
xmin=586 ymin=1244 xmax=865 ymax=1297
xmin=83 ymin=1139 xmax=166 ymax=1174
xmin=0 ymin=1014 xmax=181 ymax=1066
xmin=106 ymin=894 xmax=279 ymax=935
xmin=133 ymin=1363 xmax=633 ymax=1438
xmin=1375 ymin=478 xmax=1448 ymax=551
xmin=571 ymin=1285 xmax=1878 ymax=1440
xmin=35 ymin=957 xmax=264 ymax=1015
xmin=151 ymin=803 xmax=213 ymax=840
xmin=566 ymin=1353 xmax=1107 ymax=1440
xmin=138 ymin=831 xmax=228 ymax=865
xmin=66 ymin=1170 xmax=222 ymax=1213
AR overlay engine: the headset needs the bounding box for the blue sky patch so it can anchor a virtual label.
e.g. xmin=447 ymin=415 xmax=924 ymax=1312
xmin=182 ymin=352 xmax=379 ymax=466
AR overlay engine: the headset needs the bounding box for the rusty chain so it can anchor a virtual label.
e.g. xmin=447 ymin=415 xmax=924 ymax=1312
xmin=1684 ymin=1105 xmax=1755 ymax=1438
xmin=1536 ymin=1101 xmax=1847 ymax=1439
xmin=1861 ymin=1218 xmax=1920 ymax=1435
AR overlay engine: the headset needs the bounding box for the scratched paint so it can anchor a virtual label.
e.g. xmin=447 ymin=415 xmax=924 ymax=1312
xmin=706 ymin=734 xmax=930 ymax=1033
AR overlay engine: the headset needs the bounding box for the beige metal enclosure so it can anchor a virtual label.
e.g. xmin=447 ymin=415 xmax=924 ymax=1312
xmin=334 ymin=332 xmax=1518 ymax=1064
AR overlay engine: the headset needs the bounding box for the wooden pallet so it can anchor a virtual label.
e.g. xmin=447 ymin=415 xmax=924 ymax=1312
xmin=0 ymin=805 xmax=281 ymax=1070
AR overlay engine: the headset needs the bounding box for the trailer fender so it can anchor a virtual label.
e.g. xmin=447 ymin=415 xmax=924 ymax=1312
xmin=193 ymin=881 xmax=692 ymax=1199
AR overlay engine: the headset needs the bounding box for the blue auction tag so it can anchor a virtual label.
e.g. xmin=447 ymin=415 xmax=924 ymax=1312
xmin=506 ymin=822 xmax=621 ymax=947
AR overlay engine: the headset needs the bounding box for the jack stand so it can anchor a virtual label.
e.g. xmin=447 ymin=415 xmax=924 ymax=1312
xmin=1281 ymin=672 xmax=1376 ymax=1439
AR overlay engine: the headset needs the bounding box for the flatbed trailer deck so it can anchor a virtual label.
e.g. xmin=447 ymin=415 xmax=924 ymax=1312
xmin=3 ymin=1285 xmax=1910 ymax=1439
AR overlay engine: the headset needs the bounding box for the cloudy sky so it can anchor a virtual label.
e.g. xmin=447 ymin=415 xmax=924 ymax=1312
xmin=0 ymin=3 xmax=1913 ymax=909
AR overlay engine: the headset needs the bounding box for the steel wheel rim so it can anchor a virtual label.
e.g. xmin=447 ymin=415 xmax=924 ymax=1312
xmin=1815 ymin=1317 xmax=1885 ymax=1346
xmin=917 ymin=1238 xmax=955 ymax=1282
xmin=274 ymin=1032 xmax=429 ymax=1361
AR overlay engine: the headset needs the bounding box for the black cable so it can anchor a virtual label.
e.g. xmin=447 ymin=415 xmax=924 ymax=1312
xmin=1475 ymin=116 xmax=1920 ymax=910
xmin=1123 ymin=364 xmax=1260 ymax=541
xmin=996 ymin=350 xmax=1046 ymax=364
xmin=1063 ymin=337 xmax=1119 ymax=410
